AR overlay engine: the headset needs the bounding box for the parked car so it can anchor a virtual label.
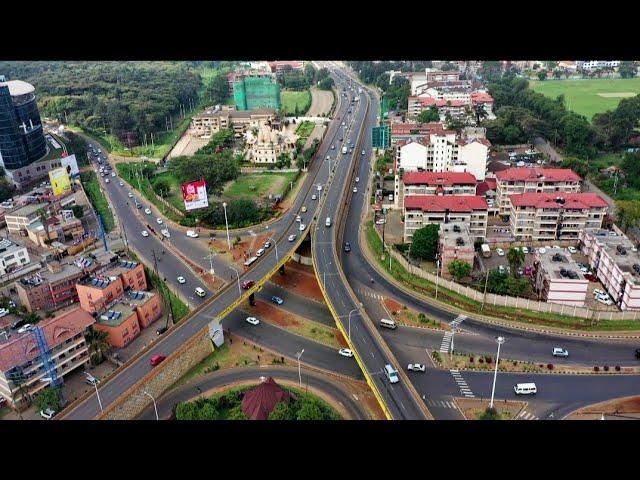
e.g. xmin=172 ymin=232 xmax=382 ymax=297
xmin=593 ymin=289 xmax=605 ymax=297
xmin=105 ymin=178 xmax=110 ymax=183
xmin=150 ymin=354 xmax=166 ymax=366
xmin=156 ymin=326 xmax=168 ymax=335
xmin=40 ymin=408 xmax=56 ymax=420
xmin=552 ymin=347 xmax=569 ymax=357
xmin=338 ymin=348 xmax=353 ymax=358
xmin=144 ymin=208 xmax=152 ymax=215
xmin=596 ymin=297 xmax=614 ymax=306
xmin=522 ymin=246 xmax=529 ymax=254
xmin=141 ymin=230 xmax=149 ymax=237
xmin=568 ymin=246 xmax=578 ymax=254
xmin=241 ymin=280 xmax=255 ymax=290
xmin=256 ymin=248 xmax=265 ymax=257
xmin=85 ymin=374 xmax=100 ymax=386
xmin=17 ymin=324 xmax=33 ymax=334
xmin=496 ymin=248 xmax=505 ymax=256
xmin=407 ymin=363 xmax=426 ymax=372
xmin=375 ymin=218 xmax=386 ymax=225
xmin=245 ymin=316 xmax=260 ymax=326
xmin=263 ymin=242 xmax=271 ymax=249
xmin=344 ymin=241 xmax=351 ymax=252
xmin=177 ymin=276 xmax=186 ymax=284
xmin=271 ymin=296 xmax=284 ymax=305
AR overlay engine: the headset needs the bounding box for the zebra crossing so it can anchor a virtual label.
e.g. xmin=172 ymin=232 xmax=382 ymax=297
xmin=516 ymin=410 xmax=539 ymax=420
xmin=450 ymin=369 xmax=475 ymax=398
xmin=358 ymin=288 xmax=384 ymax=300
xmin=450 ymin=314 xmax=467 ymax=328
xmin=422 ymin=397 xmax=458 ymax=410
xmin=439 ymin=315 xmax=467 ymax=353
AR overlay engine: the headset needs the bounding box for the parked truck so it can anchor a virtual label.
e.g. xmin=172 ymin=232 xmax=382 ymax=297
xmin=481 ymin=243 xmax=491 ymax=258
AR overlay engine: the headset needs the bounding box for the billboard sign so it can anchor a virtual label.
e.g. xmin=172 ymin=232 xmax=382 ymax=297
xmin=181 ymin=180 xmax=209 ymax=211
xmin=60 ymin=154 xmax=80 ymax=178
xmin=49 ymin=167 xmax=71 ymax=196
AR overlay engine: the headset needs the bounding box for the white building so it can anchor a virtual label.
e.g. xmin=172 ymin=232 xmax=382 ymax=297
xmin=534 ymin=248 xmax=588 ymax=307
xmin=244 ymin=121 xmax=298 ymax=164
xmin=576 ymin=60 xmax=620 ymax=71
xmin=0 ymin=239 xmax=30 ymax=276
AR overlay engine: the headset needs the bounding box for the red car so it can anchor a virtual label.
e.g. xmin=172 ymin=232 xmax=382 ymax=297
xmin=241 ymin=280 xmax=255 ymax=290
xmin=584 ymin=273 xmax=598 ymax=282
xmin=150 ymin=354 xmax=166 ymax=367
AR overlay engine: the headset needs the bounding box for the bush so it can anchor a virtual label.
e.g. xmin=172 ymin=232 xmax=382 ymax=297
xmin=594 ymin=366 xmax=600 ymax=372
xmin=615 ymin=365 xmax=621 ymax=372
xmin=478 ymin=358 xmax=484 ymax=364
xmin=469 ymin=356 xmax=474 ymax=363
xmin=432 ymin=351 xmax=442 ymax=363
xmin=418 ymin=313 xmax=427 ymax=323
xmin=547 ymin=363 xmax=554 ymax=370
xmin=485 ymin=356 xmax=492 ymax=364
xmin=604 ymin=365 xmax=609 ymax=372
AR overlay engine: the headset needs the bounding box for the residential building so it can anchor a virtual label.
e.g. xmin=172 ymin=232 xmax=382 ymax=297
xmin=403 ymin=195 xmax=488 ymax=242
xmin=396 ymin=171 xmax=476 ymax=210
xmin=244 ymin=120 xmax=298 ymax=164
xmin=268 ymin=61 xmax=305 ymax=76
xmin=495 ymin=168 xmax=582 ymax=216
xmin=0 ymin=239 xmax=30 ymax=276
xmin=438 ymin=222 xmax=475 ymax=280
xmin=93 ymin=303 xmax=140 ymax=348
xmin=426 ymin=70 xmax=461 ymax=83
xmin=576 ymin=60 xmax=620 ymax=72
xmin=189 ymin=108 xmax=275 ymax=138
xmin=124 ymin=290 xmax=163 ymax=328
xmin=5 ymin=202 xmax=48 ymax=234
xmin=390 ymin=122 xmax=443 ymax=144
xmin=580 ymin=230 xmax=640 ymax=311
xmin=407 ymin=96 xmax=468 ymax=120
xmin=105 ymin=260 xmax=147 ymax=291
xmin=76 ymin=275 xmax=125 ymax=314
xmin=509 ymin=193 xmax=608 ymax=242
xmin=470 ymin=91 xmax=495 ymax=118
xmin=233 ymin=76 xmax=281 ymax=111
xmin=534 ymin=248 xmax=588 ymax=307
xmin=26 ymin=213 xmax=84 ymax=248
xmin=476 ymin=178 xmax=498 ymax=215
xmin=0 ymin=307 xmax=94 ymax=408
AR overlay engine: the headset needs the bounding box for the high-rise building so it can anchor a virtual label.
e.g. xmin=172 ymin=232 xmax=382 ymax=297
xmin=233 ymin=76 xmax=281 ymax=111
xmin=0 ymin=79 xmax=47 ymax=171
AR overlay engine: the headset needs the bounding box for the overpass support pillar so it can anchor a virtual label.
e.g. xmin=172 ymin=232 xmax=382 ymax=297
xmin=279 ymin=264 xmax=285 ymax=276
xmin=249 ymin=293 xmax=256 ymax=306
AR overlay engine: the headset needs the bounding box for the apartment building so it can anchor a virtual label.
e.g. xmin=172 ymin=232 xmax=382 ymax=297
xmin=0 ymin=239 xmax=30 ymax=276
xmin=189 ymin=108 xmax=275 ymax=138
xmin=576 ymin=60 xmax=620 ymax=71
xmin=509 ymin=193 xmax=608 ymax=242
xmin=470 ymin=91 xmax=495 ymax=118
xmin=76 ymin=275 xmax=125 ymax=314
xmin=534 ymin=248 xmax=588 ymax=306
xmin=93 ymin=303 xmax=141 ymax=348
xmin=396 ymin=171 xmax=476 ymax=210
xmin=580 ymin=230 xmax=640 ymax=311
xmin=391 ymin=122 xmax=448 ymax=145
xmin=495 ymin=168 xmax=582 ymax=216
xmin=5 ymin=202 xmax=47 ymax=234
xmin=26 ymin=214 xmax=85 ymax=248
xmin=403 ymin=195 xmax=488 ymax=243
xmin=407 ymin=97 xmax=467 ymax=120
xmin=105 ymin=260 xmax=147 ymax=291
xmin=438 ymin=222 xmax=475 ymax=280
xmin=0 ymin=307 xmax=94 ymax=408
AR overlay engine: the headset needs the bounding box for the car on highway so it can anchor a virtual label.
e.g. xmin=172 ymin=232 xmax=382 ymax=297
xmin=156 ymin=218 xmax=163 ymax=225
xmin=111 ymin=172 xmax=116 ymax=177
xmin=496 ymin=248 xmax=505 ymax=256
xmin=312 ymin=194 xmax=317 ymax=200
xmin=241 ymin=280 xmax=255 ymax=290
xmin=145 ymin=208 xmax=152 ymax=215
xmin=361 ymin=150 xmax=365 ymax=155
xmin=245 ymin=316 xmax=260 ymax=326
xmin=141 ymin=230 xmax=149 ymax=237
xmin=161 ymin=229 xmax=170 ymax=238
xmin=355 ymin=177 xmax=359 ymax=183
xmin=288 ymin=234 xmax=297 ymax=242
xmin=407 ymin=363 xmax=426 ymax=372
xmin=271 ymin=295 xmax=284 ymax=305
xmin=636 ymin=348 xmax=640 ymax=360
xmin=119 ymin=181 xmax=124 ymax=187
xmin=128 ymin=192 xmax=133 ymax=198
xmin=186 ymin=230 xmax=199 ymax=238
xmin=263 ymin=242 xmax=271 ymax=249
xmin=552 ymin=347 xmax=569 ymax=357
xmin=317 ymin=185 xmax=322 ymax=192
xmin=150 ymin=354 xmax=166 ymax=367
xmin=296 ymin=215 xmax=301 ymax=222
xmin=384 ymin=364 xmax=400 ymax=384
xmin=338 ymin=348 xmax=353 ymax=358
xmin=375 ymin=218 xmax=386 ymax=225
xmin=105 ymin=178 xmax=110 ymax=183
xmin=299 ymin=223 xmax=306 ymax=231
xmin=177 ymin=276 xmax=186 ymax=284
xmin=568 ymin=246 xmax=578 ymax=254
xmin=353 ymin=187 xmax=357 ymax=193
xmin=40 ymin=408 xmax=56 ymax=420
xmin=344 ymin=241 xmax=351 ymax=252
xmin=256 ymin=248 xmax=265 ymax=257
xmin=301 ymin=206 xmax=307 ymax=213
xmin=514 ymin=383 xmax=537 ymax=395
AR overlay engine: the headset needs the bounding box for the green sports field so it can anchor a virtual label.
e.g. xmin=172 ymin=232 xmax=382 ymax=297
xmin=529 ymin=78 xmax=640 ymax=120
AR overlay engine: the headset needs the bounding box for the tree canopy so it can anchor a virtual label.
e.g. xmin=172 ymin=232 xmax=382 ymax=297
xmin=409 ymin=224 xmax=440 ymax=261
xmin=417 ymin=107 xmax=440 ymax=124
xmin=448 ymin=260 xmax=472 ymax=281
xmin=168 ymin=151 xmax=240 ymax=196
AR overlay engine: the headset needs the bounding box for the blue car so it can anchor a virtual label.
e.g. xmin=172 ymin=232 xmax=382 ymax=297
xmin=271 ymin=296 xmax=284 ymax=305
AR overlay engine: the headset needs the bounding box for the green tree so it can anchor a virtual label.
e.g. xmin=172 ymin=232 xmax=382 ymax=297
xmin=537 ymin=71 xmax=547 ymax=81
xmin=205 ymin=72 xmax=230 ymax=105
xmin=561 ymin=157 xmax=590 ymax=180
xmin=479 ymin=406 xmax=501 ymax=420
xmin=318 ymin=77 xmax=334 ymax=90
xmin=505 ymin=276 xmax=529 ymax=296
xmin=448 ymin=260 xmax=472 ymax=282
xmin=615 ymin=200 xmax=640 ymax=232
xmin=152 ymin=177 xmax=171 ymax=197
xmin=35 ymin=387 xmax=62 ymax=413
xmin=487 ymin=269 xmax=509 ymax=295
xmin=296 ymin=401 xmax=323 ymax=420
xmin=85 ymin=326 xmax=110 ymax=365
xmin=275 ymin=153 xmax=291 ymax=169
xmin=70 ymin=205 xmax=84 ymax=219
xmin=417 ymin=107 xmax=440 ymax=123
xmin=409 ymin=224 xmax=440 ymax=261
xmin=506 ymin=247 xmax=525 ymax=276
xmin=227 ymin=404 xmax=247 ymax=420
xmin=618 ymin=61 xmax=638 ymax=79
xmin=553 ymin=69 xmax=562 ymax=79
xmin=268 ymin=401 xmax=295 ymax=420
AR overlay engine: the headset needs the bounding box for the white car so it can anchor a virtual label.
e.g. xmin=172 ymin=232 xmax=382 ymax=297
xmin=597 ymin=297 xmax=614 ymax=306
xmin=312 ymin=194 xmax=317 ymax=200
xmin=17 ymin=324 xmax=33 ymax=334
xmin=361 ymin=150 xmax=366 ymax=155
xmin=105 ymin=178 xmax=110 ymax=183
xmin=119 ymin=181 xmax=124 ymax=187
xmin=256 ymin=248 xmax=265 ymax=257
xmin=593 ymin=289 xmax=605 ymax=297
xmin=246 ymin=316 xmax=260 ymax=326
xmin=568 ymin=246 xmax=578 ymax=254
xmin=353 ymin=187 xmax=358 ymax=193
xmin=552 ymin=347 xmax=569 ymax=357
xmin=296 ymin=215 xmax=301 ymax=222
xmin=156 ymin=218 xmax=163 ymax=225
xmin=40 ymin=408 xmax=56 ymax=420
xmin=496 ymin=248 xmax=505 ymax=256
xmin=522 ymin=246 xmax=529 ymax=254
xmin=0 ymin=308 xmax=9 ymax=318
xmin=111 ymin=172 xmax=116 ymax=177
xmin=375 ymin=218 xmax=386 ymax=225
xmin=580 ymin=266 xmax=589 ymax=273
xmin=317 ymin=185 xmax=323 ymax=192
xmin=288 ymin=234 xmax=297 ymax=242
xmin=144 ymin=208 xmax=152 ymax=215
xmin=338 ymin=348 xmax=353 ymax=358
xmin=299 ymin=223 xmax=306 ymax=231
xmin=538 ymin=247 xmax=547 ymax=254
xmin=128 ymin=192 xmax=133 ymax=198
xmin=552 ymin=245 xmax=561 ymax=250
xmin=355 ymin=177 xmax=359 ymax=183
xmin=407 ymin=363 xmax=426 ymax=372
xmin=141 ymin=230 xmax=149 ymax=237
xmin=161 ymin=229 xmax=170 ymax=238
xmin=177 ymin=276 xmax=186 ymax=284
xmin=186 ymin=230 xmax=198 ymax=238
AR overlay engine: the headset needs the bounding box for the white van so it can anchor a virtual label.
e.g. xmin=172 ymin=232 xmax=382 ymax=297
xmin=186 ymin=230 xmax=198 ymax=238
xmin=380 ymin=318 xmax=397 ymax=330
xmin=384 ymin=364 xmax=399 ymax=384
xmin=325 ymin=217 xmax=331 ymax=227
xmin=513 ymin=383 xmax=537 ymax=395
xmin=195 ymin=287 xmax=206 ymax=298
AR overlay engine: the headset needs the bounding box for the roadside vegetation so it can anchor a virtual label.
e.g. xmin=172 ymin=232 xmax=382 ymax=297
xmin=79 ymin=171 xmax=115 ymax=232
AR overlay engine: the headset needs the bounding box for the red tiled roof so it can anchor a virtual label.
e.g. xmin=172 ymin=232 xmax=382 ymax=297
xmin=403 ymin=172 xmax=477 ymax=186
xmin=404 ymin=195 xmax=488 ymax=212
xmin=0 ymin=307 xmax=95 ymax=373
xmin=485 ymin=178 xmax=497 ymax=190
xmin=411 ymin=97 xmax=467 ymax=108
xmin=391 ymin=122 xmax=445 ymax=136
xmin=510 ymin=192 xmax=608 ymax=209
xmin=496 ymin=168 xmax=581 ymax=182
xmin=241 ymin=377 xmax=295 ymax=420
xmin=269 ymin=61 xmax=303 ymax=70
xmin=487 ymin=161 xmax=510 ymax=173
xmin=471 ymin=91 xmax=494 ymax=103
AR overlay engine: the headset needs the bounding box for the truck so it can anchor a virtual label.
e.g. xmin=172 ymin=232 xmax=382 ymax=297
xmin=481 ymin=243 xmax=491 ymax=258
xmin=341 ymin=146 xmax=348 ymax=154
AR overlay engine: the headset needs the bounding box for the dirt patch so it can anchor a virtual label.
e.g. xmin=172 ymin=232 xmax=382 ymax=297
xmin=456 ymin=397 xmax=527 ymax=420
xmin=249 ymin=300 xmax=301 ymax=328
xmin=568 ymin=395 xmax=640 ymax=420
xmin=382 ymin=298 xmax=448 ymax=330
xmin=336 ymin=330 xmax=349 ymax=348
xmin=270 ymin=261 xmax=325 ymax=303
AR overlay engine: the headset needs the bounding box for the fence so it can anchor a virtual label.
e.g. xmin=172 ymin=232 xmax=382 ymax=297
xmin=386 ymin=247 xmax=640 ymax=322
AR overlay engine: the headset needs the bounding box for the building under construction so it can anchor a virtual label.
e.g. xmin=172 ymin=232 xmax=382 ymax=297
xmin=233 ymin=76 xmax=281 ymax=111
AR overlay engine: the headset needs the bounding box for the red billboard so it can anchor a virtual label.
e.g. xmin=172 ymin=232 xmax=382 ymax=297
xmin=181 ymin=180 xmax=209 ymax=211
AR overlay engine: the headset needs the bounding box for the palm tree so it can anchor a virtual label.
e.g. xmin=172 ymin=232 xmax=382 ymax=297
xmin=506 ymin=247 xmax=526 ymax=277
xmin=475 ymin=104 xmax=488 ymax=124
xmin=86 ymin=327 xmax=110 ymax=365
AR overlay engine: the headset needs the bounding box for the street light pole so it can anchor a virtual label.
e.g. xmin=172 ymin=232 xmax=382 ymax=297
xmin=229 ymin=266 xmax=241 ymax=296
xmin=222 ymin=202 xmax=231 ymax=250
xmin=267 ymin=236 xmax=278 ymax=263
xmin=489 ymin=336 xmax=505 ymax=410
xmin=295 ymin=349 xmax=304 ymax=388
xmin=481 ymin=270 xmax=490 ymax=311
xmin=143 ymin=391 xmax=159 ymax=420
xmin=347 ymin=307 xmax=358 ymax=343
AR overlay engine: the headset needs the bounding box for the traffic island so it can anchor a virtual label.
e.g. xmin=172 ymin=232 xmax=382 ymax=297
xmin=456 ymin=398 xmax=528 ymax=420
xmin=565 ymin=395 xmax=640 ymax=420
xmin=382 ymin=297 xmax=449 ymax=331
xmin=269 ymin=261 xmax=325 ymax=304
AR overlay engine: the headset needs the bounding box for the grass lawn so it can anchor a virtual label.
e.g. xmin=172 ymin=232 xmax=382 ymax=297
xmin=295 ymin=121 xmax=315 ymax=140
xmin=281 ymin=90 xmax=312 ymax=116
xmin=145 ymin=265 xmax=189 ymax=322
xmin=223 ymin=172 xmax=298 ymax=201
xmin=529 ymin=78 xmax=640 ymax=120
xmin=80 ymin=172 xmax=115 ymax=232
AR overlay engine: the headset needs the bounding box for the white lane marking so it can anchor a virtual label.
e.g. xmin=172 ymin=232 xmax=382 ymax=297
xmin=449 ymin=369 xmax=475 ymax=398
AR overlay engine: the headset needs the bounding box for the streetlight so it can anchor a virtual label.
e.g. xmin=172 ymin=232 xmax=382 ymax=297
xmin=347 ymin=305 xmax=361 ymax=343
xmin=229 ymin=266 xmax=241 ymax=296
xmin=85 ymin=373 xmax=103 ymax=412
xmin=295 ymin=349 xmax=304 ymax=388
xmin=205 ymin=251 xmax=216 ymax=276
xmin=266 ymin=236 xmax=279 ymax=263
xmin=222 ymin=202 xmax=231 ymax=251
xmin=323 ymin=262 xmax=332 ymax=291
xmin=489 ymin=336 xmax=505 ymax=410
xmin=143 ymin=390 xmax=159 ymax=420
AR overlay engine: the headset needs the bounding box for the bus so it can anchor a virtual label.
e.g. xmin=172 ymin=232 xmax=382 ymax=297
xmin=243 ymin=256 xmax=258 ymax=267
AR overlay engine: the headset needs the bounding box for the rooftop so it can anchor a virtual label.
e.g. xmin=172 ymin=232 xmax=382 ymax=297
xmin=195 ymin=108 xmax=275 ymax=119
xmin=439 ymin=222 xmax=473 ymax=249
xmin=537 ymin=248 xmax=586 ymax=281
xmin=510 ymin=192 xmax=608 ymax=209
xmin=589 ymin=230 xmax=640 ymax=281
xmin=496 ymin=167 xmax=581 ymax=183
xmin=0 ymin=80 xmax=35 ymax=97
xmin=7 ymin=203 xmax=48 ymax=219
xmin=96 ymin=303 xmax=136 ymax=327
xmin=403 ymin=171 xmax=477 ymax=186
xmin=404 ymin=195 xmax=488 ymax=212
xmin=102 ymin=260 xmax=141 ymax=278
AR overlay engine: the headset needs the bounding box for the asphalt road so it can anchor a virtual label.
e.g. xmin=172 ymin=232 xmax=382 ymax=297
xmin=137 ymin=365 xmax=368 ymax=420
